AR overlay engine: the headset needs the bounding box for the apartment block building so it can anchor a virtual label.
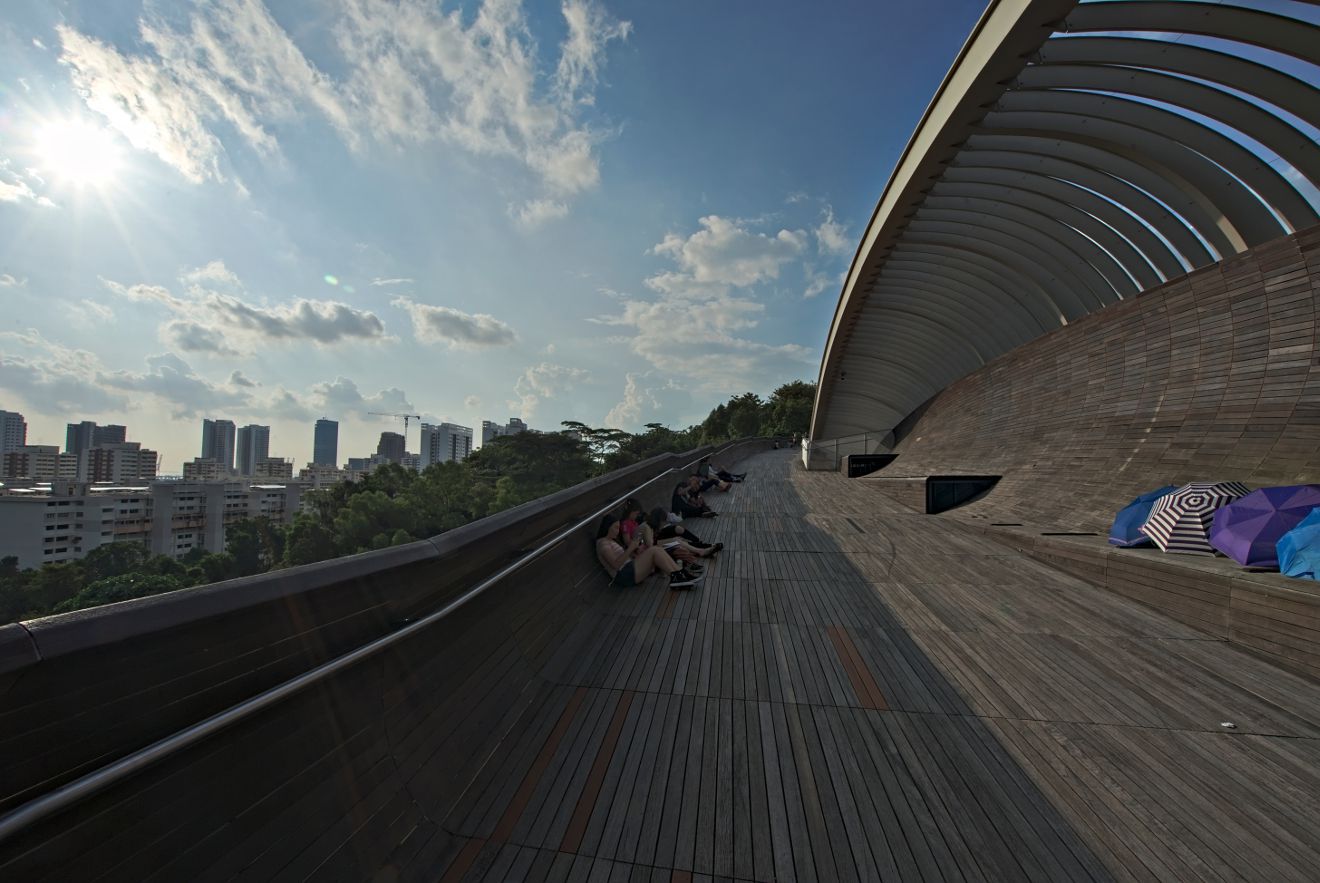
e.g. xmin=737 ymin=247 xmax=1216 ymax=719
xmin=0 ymin=480 xmax=301 ymax=569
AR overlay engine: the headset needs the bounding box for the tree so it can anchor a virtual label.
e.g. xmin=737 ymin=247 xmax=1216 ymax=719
xmin=226 ymin=517 xmax=287 ymax=577
xmin=53 ymin=573 xmax=184 ymax=614
xmin=81 ymin=541 xmax=150 ymax=583
xmin=764 ymin=380 xmax=816 ymax=436
xmin=726 ymin=392 xmax=766 ymax=439
xmin=282 ymin=514 xmax=338 ymax=567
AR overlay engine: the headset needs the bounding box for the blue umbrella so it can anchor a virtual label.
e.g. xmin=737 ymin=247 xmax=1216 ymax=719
xmin=1278 ymin=507 xmax=1320 ymax=581
xmin=1109 ymin=486 xmax=1178 ymax=547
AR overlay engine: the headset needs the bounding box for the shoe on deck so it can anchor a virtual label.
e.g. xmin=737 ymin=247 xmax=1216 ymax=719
xmin=669 ymin=570 xmax=702 ymax=589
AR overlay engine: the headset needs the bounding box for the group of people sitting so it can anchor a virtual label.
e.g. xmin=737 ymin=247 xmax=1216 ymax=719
xmin=594 ymin=457 xmax=747 ymax=591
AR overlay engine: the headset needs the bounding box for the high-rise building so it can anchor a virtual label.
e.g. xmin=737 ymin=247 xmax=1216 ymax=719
xmin=376 ymin=432 xmax=406 ymax=464
xmin=0 ymin=410 xmax=28 ymax=455
xmin=420 ymin=423 xmax=473 ymax=466
xmin=94 ymin=424 xmax=126 ymax=446
xmin=65 ymin=420 xmax=95 ymax=458
xmin=480 ymin=417 xmax=527 ymax=447
xmin=313 ymin=418 xmax=338 ymax=467
xmin=63 ymin=421 xmax=127 ymax=458
xmin=201 ymin=419 xmax=237 ymax=473
xmin=236 ymin=424 xmax=271 ymax=475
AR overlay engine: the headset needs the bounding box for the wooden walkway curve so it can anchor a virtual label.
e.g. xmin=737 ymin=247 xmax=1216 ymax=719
xmin=427 ymin=449 xmax=1320 ymax=882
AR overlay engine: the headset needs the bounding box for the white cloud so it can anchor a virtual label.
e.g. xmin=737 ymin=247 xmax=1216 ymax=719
xmin=510 ymin=362 xmax=588 ymax=415
xmin=592 ymin=213 xmax=816 ymax=393
xmin=205 ymin=296 xmax=387 ymax=344
xmin=370 ymin=277 xmax=414 ymax=287
xmin=815 ymin=206 xmax=851 ymax=255
xmin=649 ymin=215 xmax=806 ymax=291
xmin=392 ymin=296 xmax=517 ymax=348
xmin=511 ymin=198 xmax=569 ymax=228
xmin=464 ymin=394 xmax=481 ymax=408
xmin=0 ymin=274 xmax=26 ymax=287
xmin=0 ymin=161 xmax=55 ymax=207
xmin=604 ymin=372 xmax=690 ymax=429
xmin=311 ymin=376 xmax=414 ymax=416
xmin=0 ymin=330 xmax=128 ymax=413
xmin=100 ymin=352 xmax=253 ymax=418
xmin=162 ymin=319 xmax=239 ymax=355
xmin=104 ymin=267 xmax=389 ymax=351
xmin=55 ymin=0 xmax=629 ymax=214
xmin=229 ymin=369 xmax=259 ymax=387
xmin=555 ymin=0 xmax=633 ymax=106
xmin=181 ymin=259 xmax=241 ymax=289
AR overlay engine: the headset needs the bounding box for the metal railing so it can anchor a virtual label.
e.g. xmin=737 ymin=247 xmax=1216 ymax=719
xmin=0 ymin=440 xmax=761 ymax=844
xmin=801 ymin=431 xmax=892 ymax=471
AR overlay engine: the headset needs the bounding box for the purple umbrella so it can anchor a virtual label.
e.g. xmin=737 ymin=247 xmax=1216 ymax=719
xmin=1209 ymin=485 xmax=1320 ymax=568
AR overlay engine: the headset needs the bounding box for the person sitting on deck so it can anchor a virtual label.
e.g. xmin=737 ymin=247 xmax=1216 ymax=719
xmin=619 ymin=501 xmax=718 ymax=570
xmin=672 ymin=477 xmax=716 ymax=518
xmin=693 ymin=457 xmax=731 ymax=492
xmin=647 ymin=507 xmax=723 ymax=555
xmin=596 ymin=514 xmax=701 ymax=590
xmin=698 ymin=456 xmax=745 ymax=484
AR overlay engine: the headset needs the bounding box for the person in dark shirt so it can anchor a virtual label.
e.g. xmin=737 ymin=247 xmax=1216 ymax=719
xmin=672 ymin=479 xmax=715 ymax=518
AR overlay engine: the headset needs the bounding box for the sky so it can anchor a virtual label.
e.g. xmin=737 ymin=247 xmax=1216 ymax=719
xmin=0 ymin=0 xmax=989 ymax=472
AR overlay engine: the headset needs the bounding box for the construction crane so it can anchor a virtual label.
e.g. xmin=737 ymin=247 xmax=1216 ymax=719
xmin=368 ymin=412 xmax=423 ymax=446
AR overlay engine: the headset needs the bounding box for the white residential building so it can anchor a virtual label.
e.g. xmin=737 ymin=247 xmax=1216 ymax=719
xmin=79 ymin=443 xmax=158 ymax=483
xmin=420 ymin=422 xmax=473 ymax=466
xmin=254 ymin=457 xmax=293 ymax=480
xmin=183 ymin=458 xmax=223 ymax=481
xmin=0 ymin=480 xmax=302 ymax=568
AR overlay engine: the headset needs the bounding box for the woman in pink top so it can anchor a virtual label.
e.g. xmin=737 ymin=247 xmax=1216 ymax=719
xmin=596 ymin=515 xmax=701 ymax=589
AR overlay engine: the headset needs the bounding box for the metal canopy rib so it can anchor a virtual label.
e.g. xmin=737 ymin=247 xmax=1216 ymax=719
xmin=811 ymin=0 xmax=1320 ymax=441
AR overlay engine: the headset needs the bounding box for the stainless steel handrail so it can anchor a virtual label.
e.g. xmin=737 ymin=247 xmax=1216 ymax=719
xmin=0 ymin=441 xmax=761 ymax=843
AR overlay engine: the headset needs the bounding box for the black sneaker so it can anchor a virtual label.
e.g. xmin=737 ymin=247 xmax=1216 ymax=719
xmin=686 ymin=562 xmax=704 ymax=574
xmin=669 ymin=570 xmax=699 ymax=589
xmin=710 ymin=542 xmax=724 ymax=553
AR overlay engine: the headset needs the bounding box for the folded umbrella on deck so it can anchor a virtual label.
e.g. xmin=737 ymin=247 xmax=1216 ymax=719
xmin=1109 ymin=486 xmax=1179 ymax=547
xmin=1278 ymin=507 xmax=1320 ymax=581
xmin=1209 ymin=485 xmax=1320 ymax=568
xmin=1140 ymin=481 xmax=1251 ymax=555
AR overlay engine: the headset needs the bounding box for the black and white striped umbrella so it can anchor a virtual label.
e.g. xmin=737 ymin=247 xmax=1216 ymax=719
xmin=1139 ymin=481 xmax=1251 ymax=555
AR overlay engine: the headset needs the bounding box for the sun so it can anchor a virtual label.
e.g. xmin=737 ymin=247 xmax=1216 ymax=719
xmin=33 ymin=118 xmax=124 ymax=188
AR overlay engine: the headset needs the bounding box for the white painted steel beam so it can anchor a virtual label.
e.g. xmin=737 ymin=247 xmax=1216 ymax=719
xmin=812 ymin=0 xmax=1320 ymax=441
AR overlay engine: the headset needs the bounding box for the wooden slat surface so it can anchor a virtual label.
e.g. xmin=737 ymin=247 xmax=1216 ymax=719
xmin=424 ymin=449 xmax=1320 ymax=881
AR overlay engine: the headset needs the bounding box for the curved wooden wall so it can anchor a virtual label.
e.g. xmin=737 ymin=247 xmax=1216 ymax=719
xmin=0 ymin=440 xmax=770 ymax=879
xmin=873 ymin=226 xmax=1320 ymax=531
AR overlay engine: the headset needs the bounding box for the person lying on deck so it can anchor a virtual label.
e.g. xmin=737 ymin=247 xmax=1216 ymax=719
xmin=619 ymin=501 xmax=718 ymax=571
xmin=672 ymin=477 xmax=716 ymax=518
xmin=596 ymin=514 xmax=701 ymax=590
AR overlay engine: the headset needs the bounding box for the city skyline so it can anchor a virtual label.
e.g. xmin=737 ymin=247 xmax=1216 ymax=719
xmin=0 ymin=0 xmax=986 ymax=477
xmin=0 ymin=405 xmax=534 ymax=474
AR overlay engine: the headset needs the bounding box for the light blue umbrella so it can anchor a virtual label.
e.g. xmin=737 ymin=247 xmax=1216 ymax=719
xmin=1278 ymin=507 xmax=1320 ymax=581
xmin=1109 ymin=486 xmax=1178 ymax=547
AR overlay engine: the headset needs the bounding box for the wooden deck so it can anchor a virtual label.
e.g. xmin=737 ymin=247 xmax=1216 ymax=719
xmin=428 ymin=449 xmax=1320 ymax=882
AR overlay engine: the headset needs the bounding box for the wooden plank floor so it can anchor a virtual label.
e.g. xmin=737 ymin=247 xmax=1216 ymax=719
xmin=428 ymin=450 xmax=1320 ymax=882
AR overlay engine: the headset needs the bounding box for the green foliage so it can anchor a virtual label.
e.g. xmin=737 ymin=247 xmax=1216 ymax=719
xmin=3 ymin=379 xmax=818 ymax=623
xmin=52 ymin=573 xmax=184 ymax=614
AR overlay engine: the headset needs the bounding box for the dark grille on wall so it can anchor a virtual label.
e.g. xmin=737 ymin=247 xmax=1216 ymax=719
xmin=874 ymin=226 xmax=1320 ymax=532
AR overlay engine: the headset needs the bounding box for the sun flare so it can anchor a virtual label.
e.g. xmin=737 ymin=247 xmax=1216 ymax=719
xmin=33 ymin=119 xmax=124 ymax=188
